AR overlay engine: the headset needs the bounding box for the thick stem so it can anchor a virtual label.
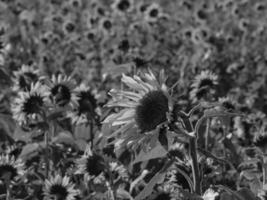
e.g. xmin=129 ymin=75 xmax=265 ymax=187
xmin=263 ymin=157 xmax=267 ymax=187
xmin=181 ymin=115 xmax=201 ymax=195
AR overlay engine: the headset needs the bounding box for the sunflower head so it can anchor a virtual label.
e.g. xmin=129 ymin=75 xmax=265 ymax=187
xmin=144 ymin=3 xmax=162 ymax=23
xmin=76 ymin=145 xmax=106 ymax=183
xmin=12 ymin=82 xmax=49 ymax=125
xmin=0 ymin=155 xmax=25 ymax=182
xmin=112 ymin=0 xmax=133 ymax=14
xmin=13 ymin=64 xmax=40 ymax=91
xmin=104 ymin=161 xmax=128 ymax=182
xmin=44 ymin=175 xmax=79 ymax=200
xmin=48 ymin=74 xmax=78 ymax=108
xmin=190 ymin=70 xmax=218 ymax=103
xmin=99 ymin=18 xmax=113 ymax=34
xmin=218 ymin=96 xmax=236 ymax=112
xmin=67 ymin=84 xmax=99 ymax=125
xmin=104 ymin=70 xmax=173 ymax=148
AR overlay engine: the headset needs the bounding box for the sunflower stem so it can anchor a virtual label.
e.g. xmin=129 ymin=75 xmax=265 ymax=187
xmin=44 ymin=130 xmax=49 ymax=178
xmin=5 ymin=182 xmax=10 ymax=200
xmin=180 ymin=114 xmax=201 ymax=195
xmin=205 ymin=118 xmax=210 ymax=150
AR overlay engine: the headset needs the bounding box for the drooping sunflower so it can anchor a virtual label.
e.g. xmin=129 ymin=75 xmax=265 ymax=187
xmin=75 ymin=145 xmax=106 ymax=183
xmin=12 ymin=64 xmax=40 ymax=92
xmin=46 ymin=74 xmax=78 ymax=108
xmin=190 ymin=70 xmax=218 ymax=103
xmin=218 ymin=96 xmax=236 ymax=112
xmin=0 ymin=155 xmax=25 ymax=182
xmin=67 ymin=83 xmax=99 ymax=125
xmin=12 ymin=82 xmax=49 ymax=125
xmin=104 ymin=70 xmax=173 ymax=150
xmin=43 ymin=175 xmax=79 ymax=200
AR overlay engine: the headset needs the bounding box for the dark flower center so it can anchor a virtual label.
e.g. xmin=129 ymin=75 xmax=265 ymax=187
xmin=198 ymin=78 xmax=214 ymax=88
xmin=135 ymin=90 xmax=169 ymax=133
xmin=118 ymin=39 xmax=130 ymax=52
xmin=86 ymin=154 xmax=105 ymax=177
xmin=153 ymin=193 xmax=171 ymax=200
xmin=18 ymin=72 xmax=38 ymax=91
xmin=254 ymin=135 xmax=267 ymax=148
xmin=0 ymin=165 xmax=18 ymax=180
xmin=77 ymin=91 xmax=97 ymax=116
xmin=117 ymin=0 xmax=130 ymax=11
xmin=103 ymin=20 xmax=112 ymax=30
xmin=149 ymin=8 xmax=159 ymax=18
xmin=49 ymin=184 xmax=69 ymax=200
xmin=51 ymin=84 xmax=71 ymax=107
xmin=22 ymin=95 xmax=44 ymax=114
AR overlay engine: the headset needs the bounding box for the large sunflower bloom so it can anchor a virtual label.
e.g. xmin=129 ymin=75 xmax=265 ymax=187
xmin=0 ymin=155 xmax=25 ymax=182
xmin=46 ymin=74 xmax=78 ymax=108
xmin=104 ymin=70 xmax=173 ymax=150
xmin=12 ymin=64 xmax=40 ymax=92
xmin=43 ymin=175 xmax=79 ymax=200
xmin=12 ymin=82 xmax=49 ymax=125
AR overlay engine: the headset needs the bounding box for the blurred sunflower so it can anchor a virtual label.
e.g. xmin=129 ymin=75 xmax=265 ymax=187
xmin=0 ymin=155 xmax=25 ymax=182
xmin=99 ymin=18 xmax=114 ymax=35
xmin=75 ymin=145 xmax=106 ymax=183
xmin=190 ymin=70 xmax=218 ymax=103
xmin=44 ymin=175 xmax=79 ymax=200
xmin=46 ymin=74 xmax=78 ymax=108
xmin=144 ymin=3 xmax=162 ymax=23
xmin=104 ymin=70 xmax=173 ymax=149
xmin=12 ymin=82 xmax=49 ymax=125
xmin=67 ymin=83 xmax=100 ymax=125
xmin=12 ymin=64 xmax=40 ymax=92
xmin=218 ymin=96 xmax=236 ymax=112
xmin=111 ymin=0 xmax=133 ymax=14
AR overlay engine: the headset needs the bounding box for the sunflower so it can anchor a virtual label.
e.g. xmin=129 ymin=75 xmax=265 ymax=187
xmin=43 ymin=175 xmax=79 ymax=200
xmin=190 ymin=70 xmax=218 ymax=103
xmin=99 ymin=18 xmax=114 ymax=35
xmin=46 ymin=74 xmax=78 ymax=108
xmin=104 ymin=70 xmax=173 ymax=151
xmin=12 ymin=64 xmax=40 ymax=92
xmin=218 ymin=96 xmax=236 ymax=112
xmin=144 ymin=3 xmax=162 ymax=23
xmin=0 ymin=155 xmax=25 ymax=182
xmin=75 ymin=145 xmax=106 ymax=183
xmin=111 ymin=0 xmax=133 ymax=15
xmin=104 ymin=161 xmax=128 ymax=182
xmin=12 ymin=82 xmax=49 ymax=125
xmin=67 ymin=83 xmax=100 ymax=125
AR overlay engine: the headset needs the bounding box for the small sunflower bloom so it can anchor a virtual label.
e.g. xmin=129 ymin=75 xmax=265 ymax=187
xmin=75 ymin=145 xmax=106 ymax=183
xmin=67 ymin=83 xmax=100 ymax=125
xmin=218 ymin=96 xmax=236 ymax=112
xmin=104 ymin=70 xmax=173 ymax=150
xmin=47 ymin=74 xmax=78 ymax=108
xmin=12 ymin=64 xmax=40 ymax=92
xmin=104 ymin=162 xmax=128 ymax=182
xmin=43 ymin=175 xmax=79 ymax=200
xmin=190 ymin=70 xmax=218 ymax=103
xmin=0 ymin=155 xmax=25 ymax=182
xmin=111 ymin=0 xmax=133 ymax=15
xmin=144 ymin=3 xmax=162 ymax=23
xmin=12 ymin=82 xmax=49 ymax=125
xmin=99 ymin=18 xmax=114 ymax=35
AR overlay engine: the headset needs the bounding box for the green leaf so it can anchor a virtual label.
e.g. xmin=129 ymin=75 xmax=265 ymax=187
xmin=19 ymin=143 xmax=43 ymax=160
xmin=133 ymin=144 xmax=168 ymax=164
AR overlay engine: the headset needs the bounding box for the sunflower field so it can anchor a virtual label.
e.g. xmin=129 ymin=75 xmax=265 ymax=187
xmin=1 ymin=0 xmax=267 ymax=199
